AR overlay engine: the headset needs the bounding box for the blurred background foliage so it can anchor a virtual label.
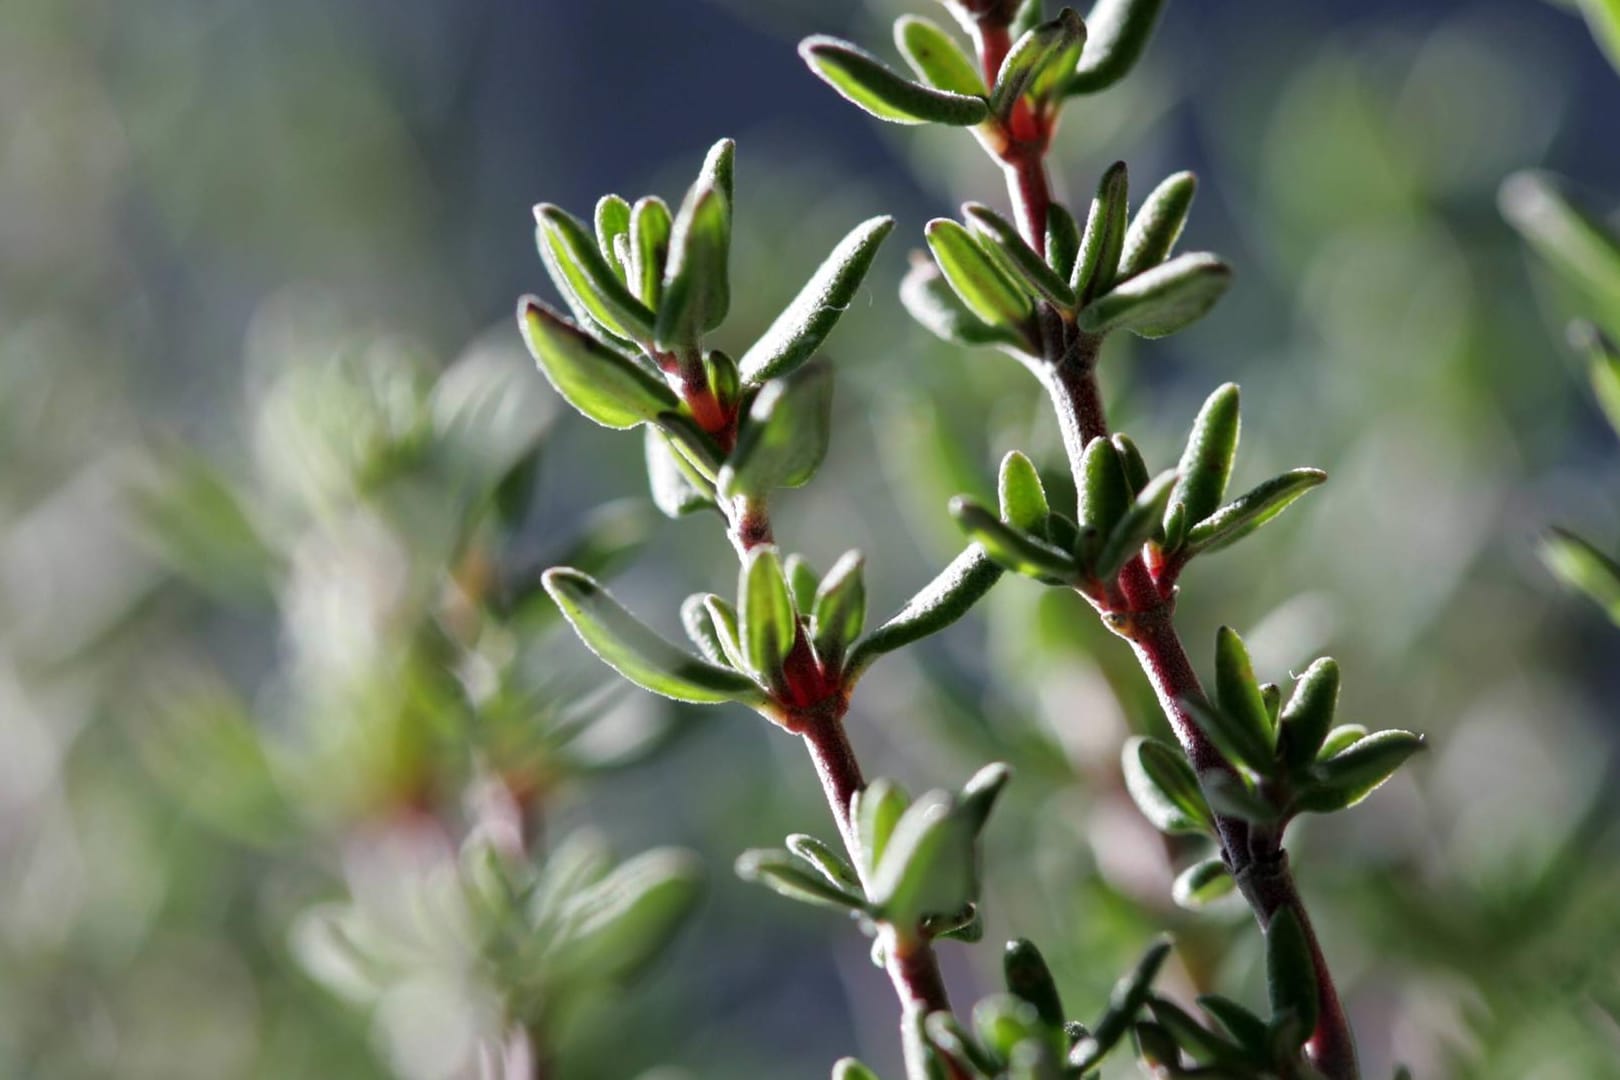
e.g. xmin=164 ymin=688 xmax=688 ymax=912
xmin=3 ymin=0 xmax=1620 ymax=1077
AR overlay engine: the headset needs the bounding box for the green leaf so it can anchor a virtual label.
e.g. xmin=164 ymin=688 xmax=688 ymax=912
xmin=998 ymin=450 xmax=1051 ymax=537
xmin=1073 ymin=161 xmax=1130 ymax=301
xmin=518 ymin=299 xmax=677 ymax=429
xmin=1132 ymin=1021 xmax=1180 ymax=1070
xmin=1277 ymin=658 xmax=1340 ymax=771
xmin=700 ymin=137 xmax=736 ymax=207
xmin=739 ymin=546 xmax=799 ymax=689
xmin=811 ymin=551 xmax=867 ymax=670
xmin=595 ymin=194 xmax=633 ymax=281
xmin=785 ymin=554 xmax=821 ymax=614
xmin=1214 ymin=626 xmax=1276 ymax=757
xmin=1046 ymin=204 xmax=1082 ymax=282
xmin=1112 ymin=433 xmax=1151 ymax=495
xmin=1198 ymin=770 xmax=1281 ymax=823
xmin=1078 ymin=251 xmax=1232 ymax=338
xmin=1077 ymin=935 xmax=1171 ymax=1069
xmin=927 ymin=218 xmax=1035 ymax=330
xmin=846 ymin=546 xmax=1004 ymax=678
xmin=543 ymin=568 xmax=765 ymax=705
xmin=1577 ymin=0 xmax=1620 ymax=77
xmin=1147 ymin=996 xmax=1243 ymax=1066
xmin=1122 ymin=736 xmax=1215 ymax=836
xmin=973 ymin=994 xmax=1049 ymax=1063
xmin=1572 ymin=322 xmax=1620 ymax=439
xmin=990 ymin=7 xmax=1087 ymax=116
xmin=706 ymin=347 xmax=741 ymax=414
xmin=1067 ymin=0 xmax=1168 ymax=95
xmin=550 ymin=848 xmax=703 ymax=984
xmin=535 ymin=204 xmax=658 ymax=342
xmin=894 ymin=14 xmax=985 ymax=96
xmin=702 ymin=595 xmax=749 ymax=672
xmin=1095 ymin=469 xmax=1175 ymax=578
xmin=832 ymin=1058 xmax=882 ymax=1080
xmin=1305 ymin=729 xmax=1425 ymax=810
xmin=853 ymin=778 xmax=910 ymax=879
xmin=926 ymin=1012 xmax=1002 ymax=1075
xmin=1265 ymin=908 xmax=1318 ymax=1045
xmin=965 ymin=203 xmax=1079 ymax=308
xmin=1186 ymin=468 xmax=1326 ymax=554
xmin=680 ymin=593 xmax=732 ymax=667
xmin=1120 ymin=170 xmax=1196 ymax=280
xmin=950 ymin=497 xmax=1078 ymax=582
xmin=630 ymin=195 xmax=673 ymax=307
xmin=1171 ymin=857 xmax=1236 ymax=910
xmin=1183 ymin=693 xmax=1273 ymax=780
xmin=1196 ymin=995 xmax=1270 ymax=1059
xmin=1318 ymin=724 xmax=1368 ymax=761
xmin=958 ymin=762 xmax=1013 ymax=834
xmin=656 ymin=180 xmax=731 ymax=348
xmin=1004 ymin=939 xmax=1066 ymax=1028
xmin=786 ymin=833 xmax=865 ymax=894
xmin=1169 ymin=383 xmax=1241 ymax=533
xmin=1499 ymin=170 xmax=1620 ymax=308
xmin=900 ymin=253 xmax=1027 ymax=349
xmin=1541 ymin=528 xmax=1620 ymax=622
xmin=719 ymin=362 xmax=834 ymax=498
xmin=645 ymin=427 xmax=716 ymax=518
xmin=1078 ymin=435 xmax=1131 ymax=537
xmin=735 ymin=849 xmax=868 ymax=912
xmin=800 ymin=35 xmax=990 ymax=126
xmin=870 ymin=790 xmax=977 ymax=928
xmin=738 ymin=216 xmax=894 ymax=384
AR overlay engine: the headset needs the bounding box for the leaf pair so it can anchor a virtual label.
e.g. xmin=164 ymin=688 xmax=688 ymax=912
xmin=1161 ymin=382 xmax=1328 ymax=560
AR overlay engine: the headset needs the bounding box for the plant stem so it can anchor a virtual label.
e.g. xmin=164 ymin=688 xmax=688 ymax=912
xmin=968 ymin=14 xmax=1359 ymax=1077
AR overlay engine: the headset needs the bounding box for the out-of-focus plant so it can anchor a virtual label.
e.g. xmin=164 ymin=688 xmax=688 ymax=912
xmin=137 ymin=322 xmax=700 ymax=1078
xmin=526 ymin=1 xmax=1425 ymax=1076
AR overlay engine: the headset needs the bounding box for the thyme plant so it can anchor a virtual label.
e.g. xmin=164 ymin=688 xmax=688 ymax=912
xmin=525 ymin=2 xmax=1425 ymax=1077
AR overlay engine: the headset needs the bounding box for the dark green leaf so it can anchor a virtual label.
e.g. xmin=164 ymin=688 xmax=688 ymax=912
xmin=998 ymin=450 xmax=1051 ymax=537
xmin=1171 ymin=857 xmax=1235 ymax=910
xmin=1265 ymin=908 xmax=1318 ymax=1045
xmin=950 ymin=497 xmax=1078 ymax=581
xmin=900 ymin=253 xmax=1028 ymax=349
xmin=1214 ymin=626 xmax=1276 ymax=758
xmin=1077 ymin=252 xmax=1232 ymax=338
xmin=656 ymin=181 xmax=731 ymax=348
xmin=1078 ymin=935 xmax=1171 ymax=1068
xmin=719 ymin=362 xmax=834 ymax=497
xmin=1046 ymin=203 xmax=1082 ymax=281
xmin=1170 ymin=382 xmax=1241 ymax=534
xmin=645 ymin=426 xmax=716 ymax=518
xmin=1198 ymin=770 xmax=1281 ymax=823
xmin=812 ymin=551 xmax=867 ymax=670
xmin=518 ymin=299 xmax=677 ymax=429
xmin=1005 ymin=938 xmax=1066 ymax=1028
xmin=736 ymin=848 xmax=868 ymax=912
xmin=737 ymin=216 xmax=894 ymax=384
xmin=1078 ymin=435 xmax=1131 ymax=537
xmin=1132 ymin=1021 xmax=1179 ymax=1069
xmin=965 ymin=202 xmax=1078 ymax=308
xmin=1119 ymin=171 xmax=1196 ymax=279
xmin=1186 ymin=468 xmax=1326 ymax=555
xmin=894 ymin=14 xmax=985 ymax=96
xmin=1148 ymin=996 xmax=1243 ymax=1066
xmin=543 ymin=568 xmax=765 ymax=705
xmin=1277 ymin=658 xmax=1340 ymax=771
xmin=990 ymin=8 xmax=1087 ymax=116
xmin=535 ymin=204 xmax=658 ymax=342
xmin=1122 ymin=735 xmax=1215 ymax=836
xmin=1073 ymin=161 xmax=1129 ymax=301
xmin=1306 ymin=729 xmax=1425 ymax=810
xmin=1197 ymin=995 xmax=1270 ymax=1059
xmin=927 ymin=218 xmax=1035 ymax=329
xmin=800 ymin=35 xmax=990 ymax=126
xmin=630 ymin=196 xmax=673 ymax=307
xmin=846 ymin=546 xmax=1004 ymax=679
xmin=1068 ymin=0 xmax=1168 ymax=95
xmin=1112 ymin=433 xmax=1151 ymax=495
xmin=1095 ymin=469 xmax=1175 ymax=578
xmin=739 ymin=545 xmax=799 ymax=689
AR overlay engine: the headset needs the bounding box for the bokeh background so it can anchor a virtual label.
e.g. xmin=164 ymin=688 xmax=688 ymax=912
xmin=5 ymin=0 xmax=1620 ymax=1077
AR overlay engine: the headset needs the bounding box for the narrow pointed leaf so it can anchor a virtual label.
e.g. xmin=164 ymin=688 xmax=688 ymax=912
xmin=1199 ymin=770 xmax=1281 ymax=823
xmin=1078 ymin=251 xmax=1232 ymax=338
xmin=699 ymin=137 xmax=735 ymax=209
xmin=1541 ymin=527 xmax=1620 ymax=622
xmin=1197 ymin=995 xmax=1270 ymax=1058
xmin=1148 ymin=997 xmax=1243 ymax=1065
xmin=656 ymin=182 xmax=730 ymax=348
xmin=630 ymin=196 xmax=673 ymax=307
xmin=1573 ymin=322 xmax=1620 ymax=438
xmin=787 ymin=833 xmax=865 ymax=894
xmin=739 ymin=546 xmax=798 ymax=687
xmin=1265 ymin=908 xmax=1318 ymax=1043
xmin=536 ymin=205 xmax=657 ymax=342
xmin=1078 ymin=935 xmax=1172 ymax=1067
xmin=1067 ymin=0 xmax=1168 ymax=95
xmin=900 ymin=253 xmax=1026 ymax=348
xmin=991 ymin=8 xmax=1087 ymax=116
xmin=1073 ymin=161 xmax=1130 ymax=300
xmin=927 ymin=218 xmax=1035 ymax=329
xmin=1119 ymin=171 xmax=1196 ymax=279
xmin=895 ymin=14 xmax=985 ymax=95
xmin=1306 ymin=729 xmax=1425 ymax=809
xmin=951 ymin=497 xmax=1078 ymax=581
xmin=1318 ymin=724 xmax=1368 ymax=760
xmin=1095 ymin=468 xmax=1176 ymax=578
xmin=702 ymin=595 xmax=749 ymax=672
xmin=739 ymin=216 xmax=895 ymax=384
xmin=1215 ymin=626 xmax=1275 ymax=755
xmin=645 ymin=426 xmax=716 ymax=517
xmin=1078 ymin=435 xmax=1131 ymax=536
xmin=542 ymin=568 xmax=764 ymax=704
xmin=811 ymin=551 xmax=867 ymax=668
xmin=1170 ymin=383 xmax=1240 ymax=532
xmin=1172 ymin=857 xmax=1236 ymax=910
xmin=719 ymin=363 xmax=834 ymax=498
xmin=800 ymin=35 xmax=990 ymax=126
xmin=1046 ymin=203 xmax=1081 ymax=281
xmin=1183 ymin=695 xmax=1274 ymax=777
xmin=1004 ymin=939 xmax=1066 ymax=1028
xmin=519 ymin=299 xmax=677 ymax=429
xmin=1112 ymin=433 xmax=1151 ymax=494
xmin=1186 ymin=468 xmax=1326 ymax=554
xmin=1122 ymin=735 xmax=1215 ymax=836
xmin=846 ymin=547 xmax=1004 ymax=678
xmin=959 ymin=762 xmax=1013 ymax=834
xmin=998 ymin=450 xmax=1050 ymax=537
xmin=1499 ymin=170 xmax=1620 ymax=306
xmin=680 ymin=593 xmax=732 ymax=667
xmin=785 ymin=554 xmax=821 ymax=614
xmin=965 ymin=202 xmax=1078 ymax=308
xmin=1278 ymin=658 xmax=1339 ymax=771
xmin=736 ymin=849 xmax=868 ymax=912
